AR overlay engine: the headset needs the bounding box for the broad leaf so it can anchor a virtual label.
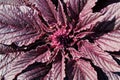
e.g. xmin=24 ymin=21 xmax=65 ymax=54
xmin=78 ymin=40 xmax=120 ymax=72
xmin=0 ymin=45 xmax=51 ymax=80
xmin=0 ymin=0 xmax=25 ymax=6
xmin=94 ymin=2 xmax=120 ymax=52
xmin=95 ymin=30 xmax=120 ymax=52
xmin=28 ymin=0 xmax=57 ymax=26
xmin=0 ymin=44 xmax=15 ymax=54
xmin=67 ymin=47 xmax=83 ymax=59
xmin=66 ymin=59 xmax=97 ymax=80
xmin=65 ymin=0 xmax=97 ymax=20
xmin=44 ymin=52 xmax=65 ymax=80
xmin=16 ymin=62 xmax=51 ymax=80
xmin=103 ymin=69 xmax=120 ymax=80
xmin=75 ymin=2 xmax=120 ymax=34
xmin=75 ymin=12 xmax=103 ymax=32
xmin=79 ymin=0 xmax=97 ymax=17
xmin=0 ymin=5 xmax=43 ymax=46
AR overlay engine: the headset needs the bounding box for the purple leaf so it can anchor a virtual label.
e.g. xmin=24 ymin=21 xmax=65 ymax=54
xmin=75 ymin=13 xmax=103 ymax=32
xmin=94 ymin=3 xmax=120 ymax=52
xmin=0 ymin=0 xmax=120 ymax=80
xmin=78 ymin=40 xmax=120 ymax=72
xmin=67 ymin=47 xmax=83 ymax=59
xmin=65 ymin=0 xmax=97 ymax=20
xmin=95 ymin=30 xmax=120 ymax=52
xmin=103 ymin=69 xmax=120 ymax=80
xmin=0 ymin=5 xmax=43 ymax=46
xmin=66 ymin=59 xmax=97 ymax=80
xmin=79 ymin=0 xmax=97 ymax=17
xmin=0 ymin=0 xmax=25 ymax=6
xmin=0 ymin=45 xmax=51 ymax=80
xmin=16 ymin=63 xmax=51 ymax=80
xmin=28 ymin=0 xmax=57 ymax=26
xmin=57 ymin=0 xmax=67 ymax=26
xmin=43 ymin=52 xmax=65 ymax=80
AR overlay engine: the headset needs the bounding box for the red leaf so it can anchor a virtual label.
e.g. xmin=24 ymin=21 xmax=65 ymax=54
xmin=0 ymin=5 xmax=43 ymax=46
xmin=75 ymin=12 xmax=103 ymax=32
xmin=57 ymin=0 xmax=67 ymax=26
xmin=79 ymin=0 xmax=97 ymax=17
xmin=94 ymin=3 xmax=120 ymax=52
xmin=0 ymin=0 xmax=25 ymax=6
xmin=103 ymin=69 xmax=120 ymax=80
xmin=66 ymin=59 xmax=97 ymax=80
xmin=75 ymin=2 xmax=120 ymax=34
xmin=95 ymin=30 xmax=120 ymax=52
xmin=0 ymin=45 xmax=51 ymax=80
xmin=16 ymin=63 xmax=51 ymax=80
xmin=65 ymin=0 xmax=97 ymax=19
xmin=43 ymin=52 xmax=65 ymax=80
xmin=67 ymin=47 xmax=83 ymax=59
xmin=78 ymin=40 xmax=120 ymax=72
xmin=28 ymin=0 xmax=57 ymax=26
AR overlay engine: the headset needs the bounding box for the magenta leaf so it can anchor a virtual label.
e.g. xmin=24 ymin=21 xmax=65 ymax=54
xmin=78 ymin=40 xmax=120 ymax=72
xmin=66 ymin=59 xmax=97 ymax=80
xmin=0 ymin=5 xmax=43 ymax=46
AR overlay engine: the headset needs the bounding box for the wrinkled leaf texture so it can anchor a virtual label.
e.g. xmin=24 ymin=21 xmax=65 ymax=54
xmin=0 ymin=0 xmax=120 ymax=80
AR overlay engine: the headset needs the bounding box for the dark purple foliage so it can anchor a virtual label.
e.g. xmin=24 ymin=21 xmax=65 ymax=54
xmin=0 ymin=0 xmax=120 ymax=80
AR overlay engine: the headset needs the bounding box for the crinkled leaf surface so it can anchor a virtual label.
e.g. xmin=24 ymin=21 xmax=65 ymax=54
xmin=64 ymin=0 xmax=97 ymax=20
xmin=78 ymin=40 xmax=120 ymax=72
xmin=44 ymin=52 xmax=65 ymax=80
xmin=66 ymin=59 xmax=97 ymax=80
xmin=0 ymin=0 xmax=120 ymax=80
xmin=57 ymin=0 xmax=67 ymax=26
xmin=0 ymin=45 xmax=51 ymax=80
xmin=0 ymin=0 xmax=25 ymax=5
xmin=16 ymin=62 xmax=51 ymax=80
xmin=0 ymin=5 xmax=43 ymax=46
xmin=94 ymin=3 xmax=120 ymax=52
xmin=103 ymin=69 xmax=120 ymax=80
xmin=28 ymin=0 xmax=57 ymax=26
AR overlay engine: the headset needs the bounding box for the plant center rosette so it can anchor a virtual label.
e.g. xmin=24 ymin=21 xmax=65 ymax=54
xmin=0 ymin=0 xmax=120 ymax=80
